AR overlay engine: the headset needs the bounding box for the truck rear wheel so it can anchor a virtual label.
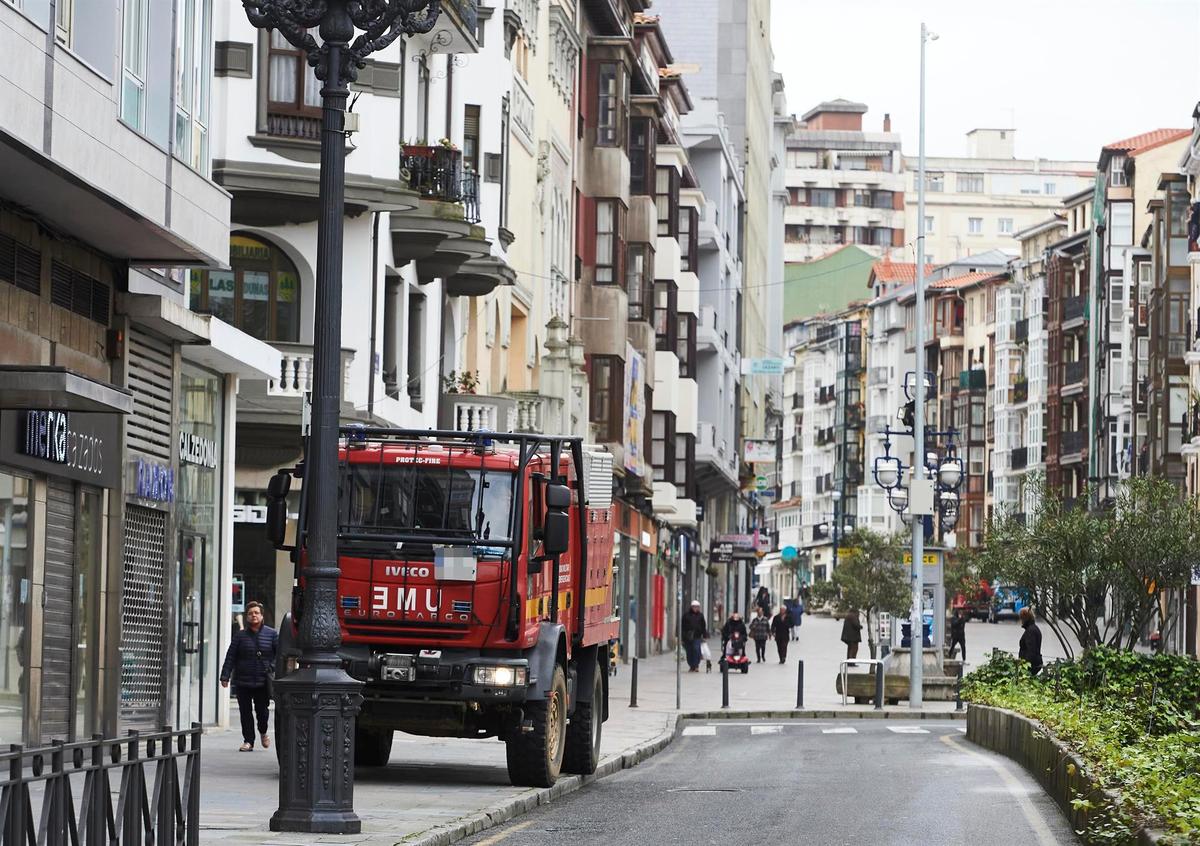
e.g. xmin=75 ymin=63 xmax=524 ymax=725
xmin=506 ymin=665 xmax=566 ymax=787
xmin=355 ymin=726 xmax=394 ymax=768
xmin=562 ymin=665 xmax=602 ymax=775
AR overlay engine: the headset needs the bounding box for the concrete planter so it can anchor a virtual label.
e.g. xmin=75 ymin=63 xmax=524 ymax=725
xmin=967 ymin=704 xmax=1170 ymax=845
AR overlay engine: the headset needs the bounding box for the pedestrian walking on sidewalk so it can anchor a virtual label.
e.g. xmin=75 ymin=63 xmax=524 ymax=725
xmin=841 ymin=609 xmax=862 ymax=660
xmin=220 ymin=601 xmax=278 ymax=752
xmin=755 ymin=586 xmax=771 ymax=617
xmin=681 ymin=600 xmax=708 ymax=672
xmin=949 ymin=609 xmax=967 ymax=660
xmin=787 ymin=596 xmax=804 ymax=640
xmin=771 ymin=606 xmax=792 ymax=663
xmin=1018 ymin=607 xmax=1043 ymax=676
xmin=749 ymin=608 xmax=771 ymax=662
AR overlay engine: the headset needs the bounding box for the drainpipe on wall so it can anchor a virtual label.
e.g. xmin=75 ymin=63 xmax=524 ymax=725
xmin=367 ymin=212 xmax=381 ymax=419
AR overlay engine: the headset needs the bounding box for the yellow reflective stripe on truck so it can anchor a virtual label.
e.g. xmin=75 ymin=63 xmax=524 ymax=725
xmin=525 ymin=592 xmax=574 ymax=618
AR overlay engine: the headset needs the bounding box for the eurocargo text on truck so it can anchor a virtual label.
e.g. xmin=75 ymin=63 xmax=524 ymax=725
xmin=263 ymin=427 xmax=619 ymax=787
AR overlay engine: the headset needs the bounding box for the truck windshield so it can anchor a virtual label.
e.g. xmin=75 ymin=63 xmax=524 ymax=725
xmin=342 ymin=463 xmax=516 ymax=546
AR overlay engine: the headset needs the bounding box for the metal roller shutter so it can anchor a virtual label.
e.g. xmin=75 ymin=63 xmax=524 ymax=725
xmin=119 ymin=505 xmax=167 ymax=724
xmin=127 ymin=332 xmax=174 ymax=463
xmin=40 ymin=479 xmax=75 ymax=741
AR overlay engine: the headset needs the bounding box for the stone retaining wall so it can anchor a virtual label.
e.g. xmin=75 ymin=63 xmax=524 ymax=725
xmin=967 ymin=704 xmax=1166 ymax=845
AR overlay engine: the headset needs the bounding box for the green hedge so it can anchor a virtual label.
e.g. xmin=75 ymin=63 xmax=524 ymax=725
xmin=963 ymin=647 xmax=1200 ymax=844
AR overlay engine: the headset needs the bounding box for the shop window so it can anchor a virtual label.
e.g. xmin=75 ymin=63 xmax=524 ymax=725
xmin=189 ymin=233 xmax=302 ymax=343
xmin=0 ymin=470 xmax=31 ymax=743
xmin=588 ymin=355 xmax=622 ymax=443
xmin=266 ymin=30 xmax=322 ymax=139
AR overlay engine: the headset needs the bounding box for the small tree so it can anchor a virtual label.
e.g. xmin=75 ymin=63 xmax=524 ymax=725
xmin=831 ymin=529 xmax=910 ymax=658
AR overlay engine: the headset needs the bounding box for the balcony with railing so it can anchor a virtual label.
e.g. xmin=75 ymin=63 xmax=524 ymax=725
xmin=696 ymin=420 xmax=739 ymax=483
xmin=868 ymin=366 xmax=889 ymax=386
xmin=1063 ymin=294 xmax=1086 ymax=325
xmin=815 ymin=385 xmax=836 ymax=405
xmin=1060 ymin=430 xmax=1087 ymax=459
xmin=437 ymin=391 xmax=554 ymax=433
xmin=1063 ymin=360 xmax=1085 ymax=387
xmin=239 ymin=343 xmax=356 ymax=422
xmin=401 ymin=146 xmax=481 ymax=223
xmin=816 ymin=427 xmax=836 ymax=446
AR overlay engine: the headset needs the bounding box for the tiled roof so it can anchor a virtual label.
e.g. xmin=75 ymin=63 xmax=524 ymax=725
xmin=869 ymin=258 xmax=934 ymax=285
xmin=927 ymin=271 xmax=1002 ymax=290
xmin=1102 ymin=128 xmax=1190 ymax=157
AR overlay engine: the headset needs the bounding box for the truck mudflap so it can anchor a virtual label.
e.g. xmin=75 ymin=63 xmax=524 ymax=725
xmin=525 ymin=622 xmax=566 ymax=702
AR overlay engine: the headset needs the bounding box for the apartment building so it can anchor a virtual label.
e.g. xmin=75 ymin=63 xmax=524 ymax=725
xmin=904 ymin=129 xmax=1093 ymax=264
xmin=1177 ymin=106 xmax=1200 ymax=658
xmin=782 ymin=101 xmax=906 ymax=264
xmin=991 ymin=217 xmax=1063 ymax=520
xmin=0 ymin=0 xmax=281 ymax=741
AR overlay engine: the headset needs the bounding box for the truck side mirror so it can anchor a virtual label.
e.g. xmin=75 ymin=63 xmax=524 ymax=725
xmin=542 ymin=482 xmax=571 ymax=556
xmin=265 ymin=470 xmax=292 ymax=549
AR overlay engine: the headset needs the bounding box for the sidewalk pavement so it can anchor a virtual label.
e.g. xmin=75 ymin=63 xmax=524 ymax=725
xmin=198 ymin=616 xmax=1037 ymax=845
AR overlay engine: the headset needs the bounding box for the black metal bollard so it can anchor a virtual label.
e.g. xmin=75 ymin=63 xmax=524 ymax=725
xmin=796 ymin=660 xmax=804 ymax=709
xmin=721 ymin=660 xmax=729 ymax=709
xmin=955 ymin=662 xmax=964 ymax=712
xmin=874 ymin=662 xmax=885 ymax=710
xmin=630 ymin=657 xmax=639 ymax=708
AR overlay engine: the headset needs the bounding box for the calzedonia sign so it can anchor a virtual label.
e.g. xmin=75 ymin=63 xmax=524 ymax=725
xmin=0 ymin=410 xmax=120 ymax=488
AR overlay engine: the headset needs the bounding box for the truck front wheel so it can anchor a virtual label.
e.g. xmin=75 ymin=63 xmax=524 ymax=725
xmin=354 ymin=726 xmax=394 ymax=768
xmin=506 ymin=665 xmax=566 ymax=787
xmin=562 ymin=665 xmax=602 ymax=775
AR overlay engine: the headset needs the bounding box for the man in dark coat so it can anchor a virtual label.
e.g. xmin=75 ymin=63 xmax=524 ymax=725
xmin=681 ymin=600 xmax=708 ymax=672
xmin=949 ymin=609 xmax=967 ymax=660
xmin=770 ymin=606 xmax=792 ymax=663
xmin=221 ymin=601 xmax=279 ymax=751
xmin=841 ymin=609 xmax=862 ymax=659
xmin=1018 ymin=606 xmax=1043 ymax=676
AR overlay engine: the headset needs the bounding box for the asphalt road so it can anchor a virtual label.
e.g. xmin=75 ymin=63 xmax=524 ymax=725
xmin=460 ymin=720 xmax=1078 ymax=846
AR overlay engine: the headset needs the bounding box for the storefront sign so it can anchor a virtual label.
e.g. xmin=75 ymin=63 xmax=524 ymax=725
xmin=744 ymin=439 xmax=776 ymax=464
xmin=134 ymin=458 xmax=174 ymax=503
xmin=709 ymin=541 xmax=734 ymax=564
xmin=741 ymin=358 xmax=785 ymax=376
xmin=0 ymin=410 xmax=120 ymax=488
xmin=717 ymin=533 xmax=756 ymax=550
xmin=179 ymin=432 xmax=218 ymax=468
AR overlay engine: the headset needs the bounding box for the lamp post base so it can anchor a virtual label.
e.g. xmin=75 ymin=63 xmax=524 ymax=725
xmin=270 ymin=664 xmax=364 ymax=834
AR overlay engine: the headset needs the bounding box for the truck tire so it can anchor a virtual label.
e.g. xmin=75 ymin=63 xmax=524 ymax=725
xmin=355 ymin=726 xmax=394 ymax=768
xmin=506 ymin=665 xmax=566 ymax=787
xmin=563 ymin=664 xmax=602 ymax=775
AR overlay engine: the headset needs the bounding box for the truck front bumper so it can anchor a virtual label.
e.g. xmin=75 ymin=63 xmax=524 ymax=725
xmin=341 ymin=647 xmax=530 ymax=703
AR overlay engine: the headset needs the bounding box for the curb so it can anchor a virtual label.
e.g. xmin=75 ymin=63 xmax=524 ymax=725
xmin=681 ymin=708 xmax=967 ymax=721
xmin=398 ymin=715 xmax=679 ymax=846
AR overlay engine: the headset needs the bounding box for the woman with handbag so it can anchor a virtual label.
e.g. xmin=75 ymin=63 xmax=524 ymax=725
xmin=220 ymin=601 xmax=279 ymax=751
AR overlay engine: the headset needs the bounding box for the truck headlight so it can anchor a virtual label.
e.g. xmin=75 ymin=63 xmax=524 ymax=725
xmin=473 ymin=665 xmax=527 ymax=687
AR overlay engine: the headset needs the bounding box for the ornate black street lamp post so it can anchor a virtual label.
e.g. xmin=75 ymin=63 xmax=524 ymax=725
xmin=241 ymin=0 xmax=442 ymax=833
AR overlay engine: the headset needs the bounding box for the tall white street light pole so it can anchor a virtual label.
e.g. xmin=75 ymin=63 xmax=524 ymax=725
xmin=909 ymin=22 xmax=939 ymax=709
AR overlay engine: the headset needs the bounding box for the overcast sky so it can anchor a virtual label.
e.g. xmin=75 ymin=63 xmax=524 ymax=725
xmin=769 ymin=0 xmax=1200 ymax=163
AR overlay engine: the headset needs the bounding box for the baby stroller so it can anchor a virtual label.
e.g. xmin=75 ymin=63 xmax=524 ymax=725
xmin=720 ymin=631 xmax=751 ymax=674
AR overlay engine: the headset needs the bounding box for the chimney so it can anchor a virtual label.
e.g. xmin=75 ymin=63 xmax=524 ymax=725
xmin=883 ymin=113 xmax=892 ymax=133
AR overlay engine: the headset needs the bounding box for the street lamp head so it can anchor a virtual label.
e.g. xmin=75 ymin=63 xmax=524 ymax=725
xmin=831 ymin=490 xmax=843 ymax=502
xmin=873 ymin=454 xmax=902 ymax=490
xmin=888 ymin=485 xmax=909 ymax=514
xmin=938 ymin=457 xmax=963 ymax=490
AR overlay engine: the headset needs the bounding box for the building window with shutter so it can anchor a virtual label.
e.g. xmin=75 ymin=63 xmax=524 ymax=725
xmin=267 ymin=31 xmax=322 ymax=139
xmin=596 ymin=62 xmax=624 ymax=147
xmin=463 ymin=105 xmax=481 ymax=172
xmin=588 ymin=355 xmax=622 ymax=442
xmin=595 ymin=199 xmax=624 ymax=285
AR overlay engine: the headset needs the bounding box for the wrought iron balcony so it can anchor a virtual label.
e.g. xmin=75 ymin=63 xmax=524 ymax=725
xmin=1060 ymin=430 xmax=1087 ymax=457
xmin=401 ymin=145 xmax=481 ymax=223
xmin=1063 ymin=294 xmax=1086 ymax=323
xmin=1064 ymin=360 xmax=1085 ymax=386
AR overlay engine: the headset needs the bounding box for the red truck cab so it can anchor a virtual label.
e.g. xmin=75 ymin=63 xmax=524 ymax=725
xmin=269 ymin=429 xmax=616 ymax=787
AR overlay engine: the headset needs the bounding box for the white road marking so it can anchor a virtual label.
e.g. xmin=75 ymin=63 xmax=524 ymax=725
xmin=750 ymin=725 xmax=783 ymax=735
xmin=958 ymin=727 xmax=967 ymax=733
xmin=941 ymin=733 xmax=1059 ymax=846
xmin=682 ymin=726 xmax=717 ymax=736
xmin=888 ymin=726 xmax=930 ymax=734
xmin=472 ymin=820 xmax=534 ymax=846
xmin=822 ymin=727 xmax=858 ymax=734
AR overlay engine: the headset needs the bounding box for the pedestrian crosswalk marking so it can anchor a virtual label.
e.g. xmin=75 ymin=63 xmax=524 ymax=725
xmin=750 ymin=725 xmax=782 ymax=735
xmin=822 ymin=727 xmax=858 ymax=734
xmin=682 ymin=726 xmax=717 ymax=736
xmin=888 ymin=726 xmax=930 ymax=734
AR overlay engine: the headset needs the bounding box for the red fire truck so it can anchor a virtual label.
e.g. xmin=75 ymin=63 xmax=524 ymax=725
xmin=265 ymin=428 xmax=618 ymax=787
